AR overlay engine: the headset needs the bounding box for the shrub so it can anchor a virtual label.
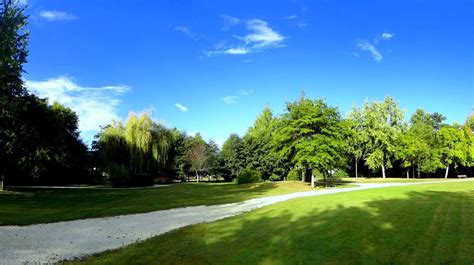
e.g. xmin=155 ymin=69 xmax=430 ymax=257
xmin=333 ymin=169 xmax=349 ymax=178
xmin=287 ymin=168 xmax=301 ymax=181
xmin=236 ymin=169 xmax=262 ymax=184
xmin=269 ymin=173 xmax=282 ymax=181
xmin=106 ymin=163 xmax=130 ymax=188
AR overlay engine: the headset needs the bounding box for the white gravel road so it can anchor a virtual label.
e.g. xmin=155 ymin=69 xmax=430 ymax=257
xmin=0 ymin=179 xmax=471 ymax=264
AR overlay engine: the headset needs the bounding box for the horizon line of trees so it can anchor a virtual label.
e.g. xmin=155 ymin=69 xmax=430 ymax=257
xmin=1 ymin=0 xmax=472 ymax=188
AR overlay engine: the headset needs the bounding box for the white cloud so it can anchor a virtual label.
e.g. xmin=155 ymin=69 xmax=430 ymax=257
xmin=357 ymin=40 xmax=383 ymax=62
xmin=237 ymin=89 xmax=254 ymax=95
xmin=282 ymin=14 xmax=298 ymax=20
xmin=381 ymin=32 xmax=394 ymax=40
xmin=25 ymin=76 xmax=130 ymax=136
xmin=241 ymin=19 xmax=285 ymax=49
xmin=175 ymin=103 xmax=188 ymax=112
xmin=220 ymin=14 xmax=240 ymax=31
xmin=220 ymin=96 xmax=239 ymax=104
xmin=175 ymin=26 xmax=195 ymax=38
xmin=296 ymin=21 xmax=310 ymax=28
xmin=39 ymin=10 xmax=76 ymax=21
xmin=205 ymin=18 xmax=285 ymax=56
xmin=351 ymin=52 xmax=360 ymax=58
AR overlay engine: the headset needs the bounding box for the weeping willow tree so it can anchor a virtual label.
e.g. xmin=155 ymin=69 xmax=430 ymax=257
xmin=96 ymin=113 xmax=173 ymax=183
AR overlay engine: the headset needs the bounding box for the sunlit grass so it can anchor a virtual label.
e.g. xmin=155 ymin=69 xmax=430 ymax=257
xmin=0 ymin=181 xmax=312 ymax=226
xmin=74 ymin=181 xmax=474 ymax=265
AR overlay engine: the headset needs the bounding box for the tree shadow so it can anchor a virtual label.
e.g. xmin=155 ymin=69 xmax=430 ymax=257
xmin=83 ymin=187 xmax=474 ymax=264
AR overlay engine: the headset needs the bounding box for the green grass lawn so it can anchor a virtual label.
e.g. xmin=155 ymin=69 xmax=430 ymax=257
xmin=342 ymin=177 xmax=452 ymax=183
xmin=0 ymin=181 xmax=313 ymax=226
xmin=74 ymin=181 xmax=474 ymax=265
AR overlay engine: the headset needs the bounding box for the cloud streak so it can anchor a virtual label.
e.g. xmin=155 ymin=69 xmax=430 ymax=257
xmin=175 ymin=103 xmax=188 ymax=112
xmin=39 ymin=10 xmax=76 ymax=21
xmin=220 ymin=14 xmax=240 ymax=31
xmin=220 ymin=96 xmax=239 ymax=104
xmin=175 ymin=26 xmax=196 ymax=38
xmin=25 ymin=76 xmax=130 ymax=136
xmin=381 ymin=32 xmax=394 ymax=40
xmin=205 ymin=18 xmax=285 ymax=56
xmin=357 ymin=40 xmax=383 ymax=62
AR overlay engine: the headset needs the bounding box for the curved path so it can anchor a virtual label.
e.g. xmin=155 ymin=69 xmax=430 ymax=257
xmin=0 ymin=179 xmax=471 ymax=264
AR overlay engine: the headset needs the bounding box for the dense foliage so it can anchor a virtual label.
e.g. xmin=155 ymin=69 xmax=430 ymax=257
xmin=1 ymin=0 xmax=89 ymax=188
xmin=236 ymin=169 xmax=262 ymax=184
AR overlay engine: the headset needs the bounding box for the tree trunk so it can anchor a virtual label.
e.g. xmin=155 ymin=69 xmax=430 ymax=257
xmin=355 ymin=157 xmax=358 ymax=179
xmin=382 ymin=165 xmax=386 ymax=179
xmin=445 ymin=165 xmax=449 ymax=179
xmin=301 ymin=168 xmax=305 ymax=182
xmin=196 ymin=170 xmax=200 ymax=183
xmin=311 ymin=174 xmax=315 ymax=188
xmin=417 ymin=166 xmax=421 ymax=179
xmin=0 ymin=175 xmax=3 ymax=191
xmin=406 ymin=170 xmax=409 ymax=179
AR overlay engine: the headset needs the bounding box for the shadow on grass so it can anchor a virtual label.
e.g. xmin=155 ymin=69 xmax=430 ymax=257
xmin=78 ymin=187 xmax=474 ymax=265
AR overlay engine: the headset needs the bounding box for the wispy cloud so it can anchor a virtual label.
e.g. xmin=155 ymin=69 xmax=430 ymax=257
xmin=220 ymin=14 xmax=240 ymax=31
xmin=175 ymin=26 xmax=196 ymax=38
xmin=381 ymin=32 xmax=394 ymax=40
xmin=356 ymin=40 xmax=383 ymax=62
xmin=282 ymin=14 xmax=298 ymax=20
xmin=220 ymin=96 xmax=239 ymax=104
xmin=175 ymin=103 xmax=189 ymax=112
xmin=220 ymin=90 xmax=254 ymax=104
xmin=205 ymin=18 xmax=285 ymax=56
xmin=25 ymin=76 xmax=130 ymax=136
xmin=39 ymin=10 xmax=76 ymax=21
xmin=237 ymin=89 xmax=254 ymax=95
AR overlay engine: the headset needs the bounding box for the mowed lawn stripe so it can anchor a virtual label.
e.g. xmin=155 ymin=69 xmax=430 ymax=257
xmin=73 ymin=182 xmax=474 ymax=265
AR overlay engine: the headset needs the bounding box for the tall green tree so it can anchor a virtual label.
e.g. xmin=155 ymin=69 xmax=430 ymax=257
xmin=0 ymin=0 xmax=28 ymax=189
xmin=397 ymin=109 xmax=441 ymax=178
xmin=351 ymin=97 xmax=404 ymax=178
xmin=220 ymin=134 xmax=244 ymax=181
xmin=187 ymin=133 xmax=208 ymax=182
xmin=273 ymin=95 xmax=348 ymax=187
xmin=96 ymin=112 xmax=173 ymax=185
xmin=437 ymin=125 xmax=468 ymax=178
xmin=243 ymin=107 xmax=284 ymax=180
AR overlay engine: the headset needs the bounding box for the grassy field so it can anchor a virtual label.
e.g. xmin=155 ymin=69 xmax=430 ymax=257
xmin=342 ymin=177 xmax=453 ymax=183
xmin=0 ymin=181 xmax=314 ymax=226
xmin=74 ymin=181 xmax=474 ymax=265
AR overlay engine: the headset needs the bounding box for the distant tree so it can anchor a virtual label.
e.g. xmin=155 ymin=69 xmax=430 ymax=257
xmin=187 ymin=134 xmax=209 ymax=182
xmin=170 ymin=129 xmax=191 ymax=180
xmin=347 ymin=108 xmax=366 ymax=178
xmin=206 ymin=139 xmax=222 ymax=179
xmin=243 ymin=107 xmax=283 ymax=180
xmin=220 ymin=134 xmax=244 ymax=181
xmin=397 ymin=109 xmax=441 ymax=178
xmin=437 ymin=125 xmax=468 ymax=178
xmin=96 ymin=112 xmax=173 ymax=186
xmin=355 ymin=97 xmax=404 ymax=178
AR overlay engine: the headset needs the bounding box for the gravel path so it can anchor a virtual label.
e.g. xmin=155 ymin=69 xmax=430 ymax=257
xmin=0 ymin=179 xmax=471 ymax=264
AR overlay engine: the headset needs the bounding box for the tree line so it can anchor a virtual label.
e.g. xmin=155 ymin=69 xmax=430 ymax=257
xmin=1 ymin=0 xmax=472 ymax=189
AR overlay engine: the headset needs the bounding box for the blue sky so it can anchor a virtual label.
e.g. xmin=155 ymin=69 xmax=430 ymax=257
xmin=22 ymin=0 xmax=473 ymax=146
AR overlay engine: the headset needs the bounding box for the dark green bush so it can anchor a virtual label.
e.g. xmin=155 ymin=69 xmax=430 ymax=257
xmin=106 ymin=163 xmax=154 ymax=187
xmin=269 ymin=173 xmax=282 ymax=181
xmin=106 ymin=163 xmax=130 ymax=187
xmin=236 ymin=169 xmax=262 ymax=184
xmin=333 ymin=169 xmax=349 ymax=178
xmin=287 ymin=168 xmax=301 ymax=181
